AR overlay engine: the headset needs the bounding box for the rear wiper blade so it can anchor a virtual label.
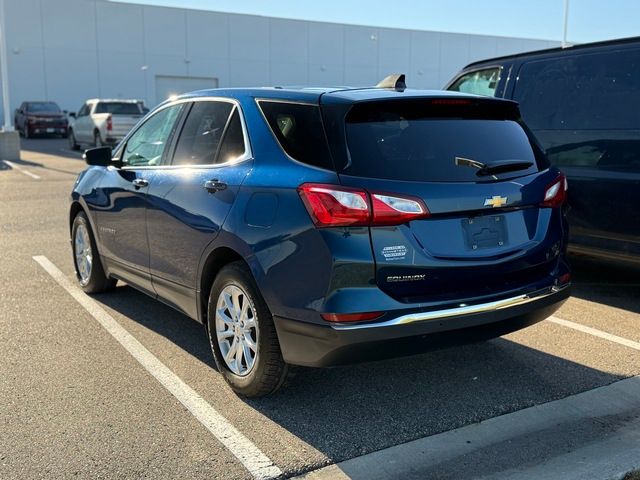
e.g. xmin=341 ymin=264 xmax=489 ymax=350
xmin=455 ymin=156 xmax=485 ymax=170
xmin=455 ymin=157 xmax=533 ymax=177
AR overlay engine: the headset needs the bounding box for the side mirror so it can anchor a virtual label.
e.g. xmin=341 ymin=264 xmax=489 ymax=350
xmin=69 ymin=112 xmax=76 ymax=118
xmin=84 ymin=147 xmax=116 ymax=167
xmin=63 ymin=109 xmax=68 ymax=114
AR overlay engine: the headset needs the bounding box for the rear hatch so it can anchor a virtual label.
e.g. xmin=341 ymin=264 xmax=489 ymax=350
xmin=322 ymin=95 xmax=566 ymax=303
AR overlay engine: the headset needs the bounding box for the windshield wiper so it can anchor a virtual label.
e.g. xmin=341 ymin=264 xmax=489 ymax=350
xmin=455 ymin=157 xmax=533 ymax=177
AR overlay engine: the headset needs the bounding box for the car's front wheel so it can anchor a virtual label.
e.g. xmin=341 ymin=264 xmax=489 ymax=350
xmin=68 ymin=129 xmax=79 ymax=150
xmin=207 ymin=262 xmax=289 ymax=397
xmin=71 ymin=211 xmax=116 ymax=293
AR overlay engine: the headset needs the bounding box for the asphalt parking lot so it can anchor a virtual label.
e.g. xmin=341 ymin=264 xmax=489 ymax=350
xmin=1 ymin=138 xmax=639 ymax=479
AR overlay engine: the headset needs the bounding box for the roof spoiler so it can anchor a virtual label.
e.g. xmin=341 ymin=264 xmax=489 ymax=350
xmin=376 ymin=74 xmax=406 ymax=91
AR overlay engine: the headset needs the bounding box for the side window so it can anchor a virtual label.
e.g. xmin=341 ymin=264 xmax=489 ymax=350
xmin=514 ymin=49 xmax=640 ymax=171
xmin=172 ymin=101 xmax=233 ymax=166
xmin=216 ymin=108 xmax=246 ymax=164
xmin=123 ymin=104 xmax=184 ymax=167
xmin=258 ymin=101 xmax=334 ymax=170
xmin=448 ymin=67 xmax=501 ymax=97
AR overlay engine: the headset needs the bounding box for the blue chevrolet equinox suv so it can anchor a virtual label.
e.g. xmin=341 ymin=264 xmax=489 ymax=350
xmin=70 ymin=77 xmax=571 ymax=396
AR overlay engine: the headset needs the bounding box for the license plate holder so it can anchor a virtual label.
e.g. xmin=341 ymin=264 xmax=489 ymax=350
xmin=462 ymin=215 xmax=508 ymax=250
xmin=46 ymin=128 xmax=55 ymax=133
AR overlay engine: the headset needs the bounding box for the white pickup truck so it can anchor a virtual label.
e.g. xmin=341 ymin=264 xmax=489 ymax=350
xmin=68 ymin=99 xmax=147 ymax=150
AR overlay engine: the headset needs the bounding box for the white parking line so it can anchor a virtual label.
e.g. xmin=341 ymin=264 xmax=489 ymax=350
xmin=3 ymin=160 xmax=40 ymax=179
xmin=32 ymin=255 xmax=282 ymax=480
xmin=548 ymin=315 xmax=640 ymax=351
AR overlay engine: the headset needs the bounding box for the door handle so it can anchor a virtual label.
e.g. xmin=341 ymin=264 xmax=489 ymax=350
xmin=132 ymin=178 xmax=149 ymax=189
xmin=203 ymin=179 xmax=227 ymax=193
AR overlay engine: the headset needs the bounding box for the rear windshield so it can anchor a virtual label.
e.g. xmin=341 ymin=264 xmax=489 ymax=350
xmin=343 ymin=100 xmax=545 ymax=182
xmin=27 ymin=102 xmax=61 ymax=113
xmin=95 ymin=102 xmax=141 ymax=115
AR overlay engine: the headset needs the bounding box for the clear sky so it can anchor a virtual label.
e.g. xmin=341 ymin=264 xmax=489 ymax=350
xmin=119 ymin=0 xmax=640 ymax=43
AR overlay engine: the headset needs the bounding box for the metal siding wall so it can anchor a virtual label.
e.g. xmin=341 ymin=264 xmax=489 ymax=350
xmin=0 ymin=0 xmax=559 ymax=117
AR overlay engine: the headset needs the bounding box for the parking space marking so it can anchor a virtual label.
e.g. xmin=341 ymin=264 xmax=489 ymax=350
xmin=32 ymin=255 xmax=282 ymax=480
xmin=3 ymin=160 xmax=41 ymax=179
xmin=548 ymin=315 xmax=640 ymax=351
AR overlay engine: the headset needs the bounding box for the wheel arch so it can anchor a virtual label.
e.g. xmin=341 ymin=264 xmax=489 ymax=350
xmin=69 ymin=201 xmax=85 ymax=234
xmin=197 ymin=245 xmax=256 ymax=325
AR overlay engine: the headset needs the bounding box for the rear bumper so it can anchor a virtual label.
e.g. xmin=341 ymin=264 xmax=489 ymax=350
xmin=273 ymin=284 xmax=570 ymax=367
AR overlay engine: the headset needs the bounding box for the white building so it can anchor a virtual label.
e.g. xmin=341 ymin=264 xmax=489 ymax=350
xmin=2 ymin=0 xmax=558 ymax=115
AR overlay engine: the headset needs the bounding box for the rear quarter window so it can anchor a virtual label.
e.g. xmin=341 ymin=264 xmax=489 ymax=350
xmin=258 ymin=100 xmax=334 ymax=171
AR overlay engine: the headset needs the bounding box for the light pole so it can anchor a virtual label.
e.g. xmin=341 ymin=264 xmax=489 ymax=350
xmin=562 ymin=0 xmax=570 ymax=48
xmin=0 ymin=0 xmax=13 ymax=131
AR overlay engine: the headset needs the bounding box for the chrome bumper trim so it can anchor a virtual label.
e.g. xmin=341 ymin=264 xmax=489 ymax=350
xmin=331 ymin=284 xmax=569 ymax=331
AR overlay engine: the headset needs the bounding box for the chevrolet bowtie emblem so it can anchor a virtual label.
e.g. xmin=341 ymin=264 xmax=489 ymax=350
xmin=484 ymin=196 xmax=508 ymax=208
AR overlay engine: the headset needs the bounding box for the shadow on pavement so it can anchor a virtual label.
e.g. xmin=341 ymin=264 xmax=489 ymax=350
xmin=20 ymin=137 xmax=83 ymax=161
xmin=93 ymin=283 xmax=624 ymax=465
xmin=1 ymin=156 xmax=80 ymax=177
xmin=569 ymin=253 xmax=640 ymax=314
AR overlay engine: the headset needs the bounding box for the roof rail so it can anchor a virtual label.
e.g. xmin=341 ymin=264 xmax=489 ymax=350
xmin=376 ymin=74 xmax=406 ymax=91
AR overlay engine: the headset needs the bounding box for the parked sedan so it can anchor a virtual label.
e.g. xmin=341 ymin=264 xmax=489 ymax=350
xmin=14 ymin=101 xmax=68 ymax=138
xmin=69 ymin=81 xmax=571 ymax=397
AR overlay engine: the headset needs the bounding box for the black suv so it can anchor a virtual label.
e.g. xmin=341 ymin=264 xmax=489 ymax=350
xmin=446 ymin=36 xmax=640 ymax=264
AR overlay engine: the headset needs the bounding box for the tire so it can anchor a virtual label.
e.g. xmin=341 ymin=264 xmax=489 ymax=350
xmin=94 ymin=130 xmax=103 ymax=147
xmin=71 ymin=211 xmax=116 ymax=293
xmin=206 ymin=261 xmax=289 ymax=397
xmin=68 ymin=129 xmax=80 ymax=150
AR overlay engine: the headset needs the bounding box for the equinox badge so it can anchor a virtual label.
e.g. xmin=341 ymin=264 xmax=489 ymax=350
xmin=484 ymin=196 xmax=508 ymax=208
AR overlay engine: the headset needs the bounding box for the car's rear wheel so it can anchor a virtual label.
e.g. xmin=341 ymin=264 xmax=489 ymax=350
xmin=68 ymin=129 xmax=79 ymax=150
xmin=94 ymin=130 xmax=104 ymax=147
xmin=206 ymin=262 xmax=289 ymax=397
xmin=71 ymin=211 xmax=116 ymax=293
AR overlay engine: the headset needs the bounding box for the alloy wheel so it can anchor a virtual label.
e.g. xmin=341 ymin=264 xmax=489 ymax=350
xmin=74 ymin=223 xmax=93 ymax=285
xmin=215 ymin=284 xmax=258 ymax=376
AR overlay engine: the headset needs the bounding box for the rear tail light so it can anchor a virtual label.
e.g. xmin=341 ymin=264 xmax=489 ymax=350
xmin=298 ymin=183 xmax=430 ymax=227
xmin=321 ymin=311 xmax=384 ymax=323
xmin=430 ymin=98 xmax=472 ymax=105
xmin=371 ymin=193 xmax=429 ymax=226
xmin=297 ymin=184 xmax=370 ymax=227
xmin=541 ymin=174 xmax=568 ymax=208
xmin=106 ymin=115 xmax=113 ymax=131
